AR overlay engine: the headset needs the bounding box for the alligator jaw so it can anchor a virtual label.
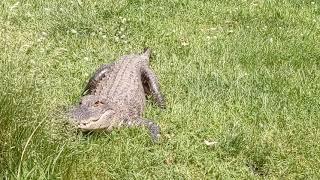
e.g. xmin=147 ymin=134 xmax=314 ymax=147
xmin=77 ymin=109 xmax=115 ymax=131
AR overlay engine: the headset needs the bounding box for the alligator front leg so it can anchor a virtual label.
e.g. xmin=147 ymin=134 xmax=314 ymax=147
xmin=125 ymin=117 xmax=161 ymax=142
xmin=141 ymin=67 xmax=166 ymax=109
xmin=82 ymin=63 xmax=113 ymax=95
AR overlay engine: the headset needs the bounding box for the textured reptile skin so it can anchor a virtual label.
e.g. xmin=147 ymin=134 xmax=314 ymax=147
xmin=69 ymin=49 xmax=165 ymax=142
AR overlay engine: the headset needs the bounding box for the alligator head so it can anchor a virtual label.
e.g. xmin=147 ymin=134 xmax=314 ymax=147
xmin=69 ymin=95 xmax=114 ymax=130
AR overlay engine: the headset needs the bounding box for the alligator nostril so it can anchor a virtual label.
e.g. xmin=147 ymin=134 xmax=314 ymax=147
xmin=81 ymin=122 xmax=87 ymax=126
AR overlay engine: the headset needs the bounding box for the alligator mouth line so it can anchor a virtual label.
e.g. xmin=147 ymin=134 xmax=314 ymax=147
xmin=77 ymin=109 xmax=115 ymax=129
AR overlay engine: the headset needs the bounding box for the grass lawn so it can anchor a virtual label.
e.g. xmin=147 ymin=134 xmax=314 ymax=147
xmin=1 ymin=0 xmax=320 ymax=179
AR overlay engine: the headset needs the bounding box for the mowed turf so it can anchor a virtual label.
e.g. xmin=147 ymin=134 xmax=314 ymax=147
xmin=1 ymin=0 xmax=319 ymax=179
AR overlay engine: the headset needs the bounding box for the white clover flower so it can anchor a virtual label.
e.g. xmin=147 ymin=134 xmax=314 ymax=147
xmin=204 ymin=140 xmax=218 ymax=147
xmin=41 ymin=32 xmax=47 ymax=36
xmin=269 ymin=38 xmax=273 ymax=43
xmin=181 ymin=41 xmax=189 ymax=46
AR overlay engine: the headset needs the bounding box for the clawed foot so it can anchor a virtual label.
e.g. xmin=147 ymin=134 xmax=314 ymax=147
xmin=149 ymin=124 xmax=161 ymax=143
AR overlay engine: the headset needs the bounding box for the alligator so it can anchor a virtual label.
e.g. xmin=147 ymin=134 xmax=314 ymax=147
xmin=69 ymin=48 xmax=165 ymax=142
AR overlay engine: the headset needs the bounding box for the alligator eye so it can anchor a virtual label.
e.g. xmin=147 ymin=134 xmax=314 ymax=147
xmin=94 ymin=101 xmax=104 ymax=107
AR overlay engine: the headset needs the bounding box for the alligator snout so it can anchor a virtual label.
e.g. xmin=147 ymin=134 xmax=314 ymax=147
xmin=69 ymin=105 xmax=100 ymax=123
